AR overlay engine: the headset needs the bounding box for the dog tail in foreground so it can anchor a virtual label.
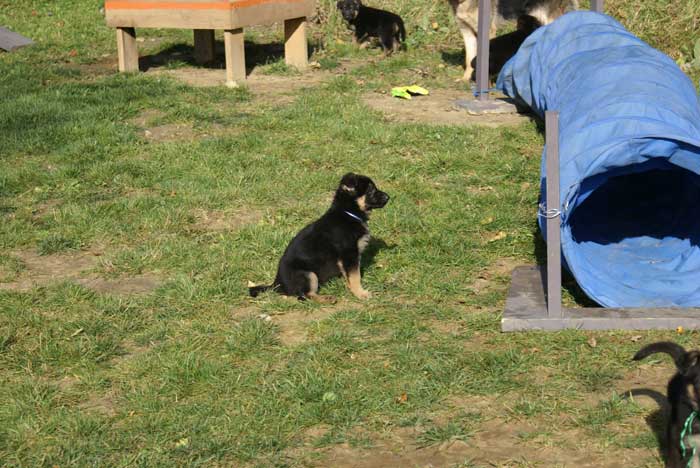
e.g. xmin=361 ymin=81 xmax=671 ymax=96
xmin=248 ymin=282 xmax=274 ymax=297
xmin=398 ymin=18 xmax=406 ymax=44
xmin=633 ymin=341 xmax=687 ymax=369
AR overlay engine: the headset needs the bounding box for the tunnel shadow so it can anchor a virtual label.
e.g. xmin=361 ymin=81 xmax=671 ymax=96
xmin=531 ymin=219 xmax=599 ymax=307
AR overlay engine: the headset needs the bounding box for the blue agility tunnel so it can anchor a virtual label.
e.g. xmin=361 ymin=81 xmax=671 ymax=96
xmin=497 ymin=12 xmax=700 ymax=308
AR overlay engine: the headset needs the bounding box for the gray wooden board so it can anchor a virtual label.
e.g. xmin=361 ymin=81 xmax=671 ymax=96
xmin=0 ymin=27 xmax=33 ymax=51
xmin=502 ymin=266 xmax=700 ymax=331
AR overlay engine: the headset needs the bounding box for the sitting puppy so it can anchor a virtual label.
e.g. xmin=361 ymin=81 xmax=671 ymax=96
xmin=337 ymin=0 xmax=406 ymax=53
xmin=633 ymin=342 xmax=700 ymax=468
xmin=249 ymin=173 xmax=389 ymax=301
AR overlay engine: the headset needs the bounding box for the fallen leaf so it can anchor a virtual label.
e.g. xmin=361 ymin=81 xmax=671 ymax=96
xmin=630 ymin=335 xmax=642 ymax=343
xmin=530 ymin=347 xmax=541 ymax=353
xmin=174 ymin=437 xmax=189 ymax=448
xmin=487 ymin=231 xmax=507 ymax=243
xmin=257 ymin=314 xmax=272 ymax=322
xmin=68 ymin=49 xmax=77 ymax=57
xmin=247 ymin=280 xmax=256 ymax=288
xmin=480 ymin=216 xmax=494 ymax=225
xmin=71 ymin=328 xmax=84 ymax=337
xmin=587 ymin=337 xmax=597 ymax=348
xmin=397 ymin=393 xmax=408 ymax=404
xmin=322 ymin=392 xmax=337 ymax=403
xmin=431 ymin=22 xmax=439 ymax=30
xmin=677 ymin=326 xmax=685 ymax=334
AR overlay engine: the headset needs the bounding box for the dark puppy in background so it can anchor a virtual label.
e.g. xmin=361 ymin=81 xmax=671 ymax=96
xmin=337 ymin=0 xmax=406 ymax=53
xmin=249 ymin=173 xmax=389 ymax=301
xmin=633 ymin=342 xmax=700 ymax=468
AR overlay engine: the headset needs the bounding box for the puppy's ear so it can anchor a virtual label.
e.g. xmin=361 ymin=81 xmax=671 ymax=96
xmin=681 ymin=351 xmax=700 ymax=377
xmin=340 ymin=172 xmax=359 ymax=194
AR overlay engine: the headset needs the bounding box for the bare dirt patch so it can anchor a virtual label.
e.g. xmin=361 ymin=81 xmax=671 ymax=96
xmin=190 ymin=208 xmax=264 ymax=232
xmin=129 ymin=109 xmax=199 ymax=143
xmin=76 ymin=274 xmax=162 ymax=295
xmin=273 ymin=307 xmax=340 ymax=346
xmin=31 ymin=199 xmax=62 ymax=220
xmin=235 ymin=301 xmax=351 ymax=346
xmin=0 ymin=250 xmax=100 ymax=291
xmin=312 ymin=416 xmax=648 ymax=468
xmin=362 ymin=88 xmax=532 ymax=128
xmin=0 ymin=249 xmax=161 ymax=296
xmin=148 ymin=58 xmax=362 ymax=107
xmin=79 ymin=391 xmax=118 ymax=417
xmin=468 ymin=257 xmax=522 ymax=295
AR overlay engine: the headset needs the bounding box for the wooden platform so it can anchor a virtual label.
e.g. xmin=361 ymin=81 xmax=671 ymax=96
xmin=502 ymin=266 xmax=700 ymax=331
xmin=105 ymin=0 xmax=314 ymax=86
xmin=0 ymin=27 xmax=33 ymax=52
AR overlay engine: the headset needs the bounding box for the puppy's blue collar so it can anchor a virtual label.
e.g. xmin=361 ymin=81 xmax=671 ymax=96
xmin=343 ymin=210 xmax=364 ymax=223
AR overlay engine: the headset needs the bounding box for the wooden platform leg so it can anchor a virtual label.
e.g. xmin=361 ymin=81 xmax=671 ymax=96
xmin=224 ymin=28 xmax=245 ymax=87
xmin=116 ymin=27 xmax=139 ymax=72
xmin=284 ymin=17 xmax=308 ymax=70
xmin=193 ymin=29 xmax=215 ymax=64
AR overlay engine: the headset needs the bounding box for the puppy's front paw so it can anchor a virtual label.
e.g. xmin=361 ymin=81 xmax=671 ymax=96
xmin=354 ymin=288 xmax=372 ymax=300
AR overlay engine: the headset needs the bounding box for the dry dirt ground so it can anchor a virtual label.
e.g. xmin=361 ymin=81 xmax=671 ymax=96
xmin=0 ymin=248 xmax=162 ymax=296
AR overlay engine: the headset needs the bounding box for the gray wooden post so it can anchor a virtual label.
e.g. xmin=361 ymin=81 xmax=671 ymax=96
xmin=545 ymin=111 xmax=562 ymax=318
xmin=591 ymin=0 xmax=604 ymax=13
xmin=476 ymin=0 xmax=491 ymax=101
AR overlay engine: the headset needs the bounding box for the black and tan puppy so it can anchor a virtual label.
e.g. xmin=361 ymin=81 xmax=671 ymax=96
xmin=249 ymin=173 xmax=389 ymax=301
xmin=337 ymin=0 xmax=406 ymax=53
xmin=633 ymin=342 xmax=700 ymax=468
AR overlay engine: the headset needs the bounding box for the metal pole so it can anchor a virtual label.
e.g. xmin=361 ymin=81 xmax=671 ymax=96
xmin=591 ymin=0 xmax=604 ymax=13
xmin=476 ymin=0 xmax=490 ymax=101
xmin=545 ymin=111 xmax=562 ymax=318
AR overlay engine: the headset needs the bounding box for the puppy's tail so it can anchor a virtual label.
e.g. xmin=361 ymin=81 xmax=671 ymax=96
xmin=398 ymin=18 xmax=406 ymax=44
xmin=633 ymin=341 xmax=687 ymax=368
xmin=249 ymin=283 xmax=274 ymax=297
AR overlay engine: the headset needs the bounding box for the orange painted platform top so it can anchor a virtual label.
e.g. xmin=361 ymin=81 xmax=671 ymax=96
xmin=105 ymin=0 xmax=307 ymax=9
xmin=105 ymin=0 xmax=314 ymax=29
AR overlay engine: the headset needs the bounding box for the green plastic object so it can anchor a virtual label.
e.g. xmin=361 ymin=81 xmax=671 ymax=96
xmin=391 ymin=85 xmax=429 ymax=100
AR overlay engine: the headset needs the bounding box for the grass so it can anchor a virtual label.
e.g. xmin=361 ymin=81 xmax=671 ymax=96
xmin=0 ymin=0 xmax=699 ymax=466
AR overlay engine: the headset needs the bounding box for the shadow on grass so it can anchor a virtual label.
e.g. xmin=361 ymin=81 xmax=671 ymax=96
xmin=621 ymin=388 xmax=669 ymax=464
xmin=360 ymin=237 xmax=395 ymax=275
xmin=139 ymin=41 xmax=319 ymax=75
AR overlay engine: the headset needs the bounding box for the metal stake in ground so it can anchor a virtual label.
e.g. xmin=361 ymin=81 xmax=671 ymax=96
xmin=545 ymin=111 xmax=562 ymax=318
xmin=475 ymin=0 xmax=491 ymax=101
